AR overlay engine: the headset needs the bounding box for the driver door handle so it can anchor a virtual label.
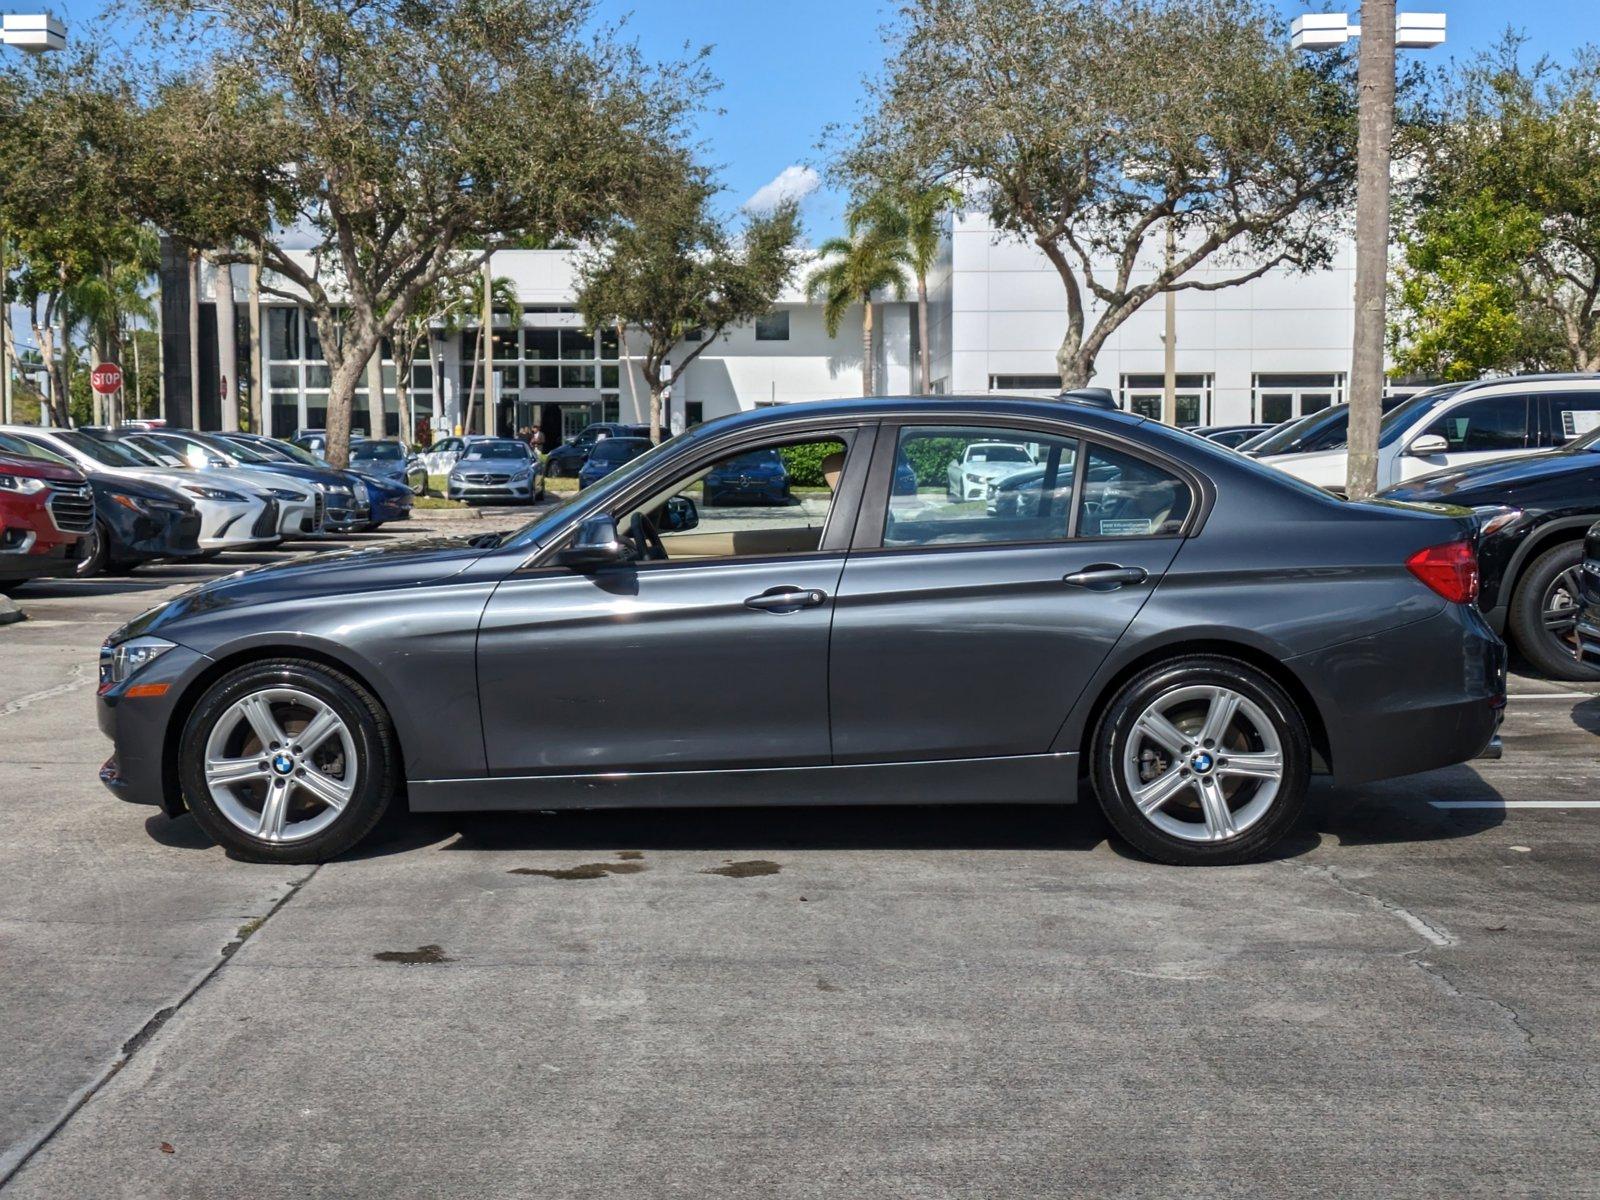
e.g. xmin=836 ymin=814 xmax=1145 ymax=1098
xmin=1061 ymin=564 xmax=1149 ymax=590
xmin=745 ymin=587 xmax=827 ymax=612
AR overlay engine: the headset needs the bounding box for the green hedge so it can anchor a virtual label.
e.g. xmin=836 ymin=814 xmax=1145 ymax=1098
xmin=779 ymin=441 xmax=841 ymax=487
xmin=900 ymin=437 xmax=966 ymax=487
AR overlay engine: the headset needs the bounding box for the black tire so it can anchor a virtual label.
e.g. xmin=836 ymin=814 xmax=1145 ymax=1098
xmin=1090 ymin=655 xmax=1311 ymax=866
xmin=178 ymin=658 xmax=400 ymax=863
xmin=75 ymin=522 xmax=109 ymax=578
xmin=0 ymin=579 xmax=24 ymax=596
xmin=1507 ymin=541 xmax=1600 ymax=682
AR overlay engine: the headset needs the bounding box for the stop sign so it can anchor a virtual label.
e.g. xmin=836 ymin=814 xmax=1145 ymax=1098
xmin=90 ymin=363 xmax=123 ymax=395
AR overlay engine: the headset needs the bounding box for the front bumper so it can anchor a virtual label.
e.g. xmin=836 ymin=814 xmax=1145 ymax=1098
xmin=0 ymin=536 xmax=79 ymax=582
xmin=97 ymin=642 xmax=213 ymax=814
xmin=197 ymin=498 xmax=282 ymax=550
xmin=449 ymin=479 xmax=533 ymax=502
xmin=104 ymin=503 xmax=205 ymax=564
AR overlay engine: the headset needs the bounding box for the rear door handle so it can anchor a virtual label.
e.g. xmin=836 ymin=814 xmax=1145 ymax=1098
xmin=744 ymin=587 xmax=827 ymax=612
xmin=1061 ymin=564 xmax=1149 ymax=590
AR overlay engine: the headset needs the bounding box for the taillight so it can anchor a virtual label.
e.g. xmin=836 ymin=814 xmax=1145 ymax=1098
xmin=1407 ymin=540 xmax=1479 ymax=604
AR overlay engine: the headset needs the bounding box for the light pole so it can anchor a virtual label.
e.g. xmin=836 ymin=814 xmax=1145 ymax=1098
xmin=1293 ymin=8 xmax=1444 ymax=500
xmin=0 ymin=15 xmax=66 ymax=426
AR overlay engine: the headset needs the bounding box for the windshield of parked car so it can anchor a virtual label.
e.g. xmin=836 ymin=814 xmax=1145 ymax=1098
xmin=1247 ymin=406 xmax=1346 ymax=456
xmin=1378 ymin=387 xmax=1463 ymax=447
xmin=723 ymin=449 xmax=782 ymax=469
xmin=965 ymin=444 xmax=1032 ymax=464
xmin=463 ymin=441 xmax=529 ymax=461
xmin=209 ymin=436 xmax=274 ymax=464
xmin=352 ymin=441 xmax=404 ymax=461
xmin=0 ymin=432 xmax=70 ymax=465
xmin=590 ymin=438 xmax=651 ymax=463
xmin=263 ymin=439 xmax=324 ymax=467
xmin=53 ymin=430 xmax=153 ymax=468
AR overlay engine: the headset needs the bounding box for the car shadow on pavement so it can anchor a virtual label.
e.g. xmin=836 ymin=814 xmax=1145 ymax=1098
xmin=140 ymin=769 xmax=1511 ymax=864
xmin=1571 ymin=697 xmax=1600 ymax=737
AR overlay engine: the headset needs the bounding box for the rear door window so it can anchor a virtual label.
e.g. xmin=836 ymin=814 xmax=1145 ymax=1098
xmin=1539 ymin=392 xmax=1600 ymax=447
xmin=1078 ymin=444 xmax=1193 ymax=538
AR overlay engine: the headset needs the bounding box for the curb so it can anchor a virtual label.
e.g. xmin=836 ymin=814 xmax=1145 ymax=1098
xmin=0 ymin=596 xmax=25 ymax=626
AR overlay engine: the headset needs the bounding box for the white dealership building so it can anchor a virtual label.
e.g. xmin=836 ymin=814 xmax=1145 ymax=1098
xmin=182 ymin=212 xmax=1356 ymax=445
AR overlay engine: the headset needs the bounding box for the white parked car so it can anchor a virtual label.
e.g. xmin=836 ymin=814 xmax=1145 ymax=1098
xmin=946 ymin=441 xmax=1037 ymax=501
xmin=1259 ymin=376 xmax=1600 ymax=494
xmin=0 ymin=426 xmax=282 ymax=552
xmin=117 ymin=430 xmax=323 ymax=540
xmin=417 ymin=434 xmax=499 ymax=479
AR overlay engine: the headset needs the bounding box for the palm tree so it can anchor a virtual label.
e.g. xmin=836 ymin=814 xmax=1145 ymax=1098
xmin=65 ymin=227 xmax=159 ymax=425
xmin=440 ymin=268 xmax=522 ymax=437
xmin=850 ymin=183 xmax=962 ymax=394
xmin=805 ymin=229 xmax=910 ymax=396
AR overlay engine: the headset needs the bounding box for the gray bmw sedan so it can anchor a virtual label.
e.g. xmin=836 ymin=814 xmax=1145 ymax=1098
xmin=96 ymin=398 xmax=1505 ymax=866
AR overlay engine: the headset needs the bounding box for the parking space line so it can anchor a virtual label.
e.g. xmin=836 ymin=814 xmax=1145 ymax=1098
xmin=1431 ymin=800 xmax=1600 ymax=809
xmin=1506 ymin=692 xmax=1597 ymax=700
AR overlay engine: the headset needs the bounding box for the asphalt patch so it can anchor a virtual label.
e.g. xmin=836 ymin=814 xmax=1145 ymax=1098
xmin=373 ymin=944 xmax=454 ymax=965
xmin=701 ymin=860 xmax=781 ymax=878
xmin=508 ymin=862 xmax=647 ymax=880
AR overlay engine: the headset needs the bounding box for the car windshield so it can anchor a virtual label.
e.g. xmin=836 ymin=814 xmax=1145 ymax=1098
xmin=54 ymin=430 xmax=152 ymax=468
xmin=464 ymin=441 xmax=528 ymax=461
xmin=1570 ymin=422 xmax=1600 ymax=451
xmin=267 ymin=439 xmax=324 ymax=467
xmin=1377 ymin=387 xmax=1463 ymax=447
xmin=967 ymin=444 xmax=1031 ymax=463
xmin=1248 ymin=406 xmax=1347 ymax=456
xmin=502 ymin=435 xmax=679 ymax=549
xmin=352 ymin=441 xmax=404 ymax=461
xmin=725 ymin=449 xmax=781 ymax=468
xmin=211 ymin=437 xmax=273 ymax=464
xmin=591 ymin=439 xmax=650 ymax=462
xmin=0 ymin=432 xmax=70 ymax=464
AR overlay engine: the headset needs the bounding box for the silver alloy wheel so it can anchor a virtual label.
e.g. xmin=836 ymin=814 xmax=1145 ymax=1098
xmin=1121 ymin=684 xmax=1284 ymax=844
xmin=202 ymin=686 xmax=357 ymax=844
xmin=1542 ymin=566 xmax=1584 ymax=661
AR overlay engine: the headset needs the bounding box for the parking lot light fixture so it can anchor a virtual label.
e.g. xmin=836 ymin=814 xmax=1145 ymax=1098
xmin=0 ymin=14 xmax=66 ymax=52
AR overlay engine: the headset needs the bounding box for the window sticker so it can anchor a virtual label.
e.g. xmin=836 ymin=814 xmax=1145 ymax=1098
xmin=1099 ymin=518 xmax=1154 ymax=536
xmin=1561 ymin=410 xmax=1600 ymax=439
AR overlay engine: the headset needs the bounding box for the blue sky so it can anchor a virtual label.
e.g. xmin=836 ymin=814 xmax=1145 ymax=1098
xmin=34 ymin=0 xmax=1600 ymax=242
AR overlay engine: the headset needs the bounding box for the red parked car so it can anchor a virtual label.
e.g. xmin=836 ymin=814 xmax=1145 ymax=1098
xmin=0 ymin=450 xmax=94 ymax=595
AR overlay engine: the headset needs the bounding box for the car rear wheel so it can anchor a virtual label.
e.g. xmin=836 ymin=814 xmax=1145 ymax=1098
xmin=178 ymin=658 xmax=399 ymax=863
xmin=1508 ymin=541 xmax=1600 ymax=682
xmin=74 ymin=522 xmax=108 ymax=578
xmin=1090 ymin=655 xmax=1310 ymax=865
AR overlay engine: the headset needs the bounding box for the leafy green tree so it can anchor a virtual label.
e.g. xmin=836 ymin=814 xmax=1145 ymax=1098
xmin=848 ymin=182 xmax=962 ymax=394
xmin=840 ymin=0 xmax=1355 ymax=389
xmin=110 ymin=0 xmax=705 ymax=466
xmin=1392 ymin=38 xmax=1600 ymax=377
xmin=576 ymin=169 xmax=800 ymax=441
xmin=804 ymin=227 xmax=911 ymax=396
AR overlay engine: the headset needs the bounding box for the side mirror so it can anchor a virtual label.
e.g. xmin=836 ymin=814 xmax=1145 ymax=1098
xmin=1408 ymin=433 xmax=1450 ymax=457
xmin=557 ymin=515 xmax=630 ymax=568
xmin=661 ymin=494 xmax=699 ymax=533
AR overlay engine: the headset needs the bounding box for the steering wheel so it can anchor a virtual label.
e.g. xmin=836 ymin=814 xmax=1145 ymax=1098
xmin=628 ymin=511 xmax=667 ymax=562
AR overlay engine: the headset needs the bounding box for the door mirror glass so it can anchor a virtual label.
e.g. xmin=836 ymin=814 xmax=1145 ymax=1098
xmin=557 ymin=515 xmax=629 ymax=567
xmin=1408 ymin=433 xmax=1450 ymax=457
xmin=661 ymin=494 xmax=699 ymax=532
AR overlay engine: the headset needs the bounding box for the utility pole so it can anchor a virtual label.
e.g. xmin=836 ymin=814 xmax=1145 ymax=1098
xmin=1348 ymin=0 xmax=1395 ymax=500
xmin=1293 ymin=9 xmax=1445 ymax=499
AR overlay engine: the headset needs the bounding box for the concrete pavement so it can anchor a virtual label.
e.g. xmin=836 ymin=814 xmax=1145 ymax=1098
xmin=1 ymin=517 xmax=1597 ymax=1197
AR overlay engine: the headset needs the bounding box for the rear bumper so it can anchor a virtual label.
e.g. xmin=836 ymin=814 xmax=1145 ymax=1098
xmin=1287 ymin=602 xmax=1507 ymax=787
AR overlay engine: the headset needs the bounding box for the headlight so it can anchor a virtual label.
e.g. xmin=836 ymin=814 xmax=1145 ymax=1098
xmin=511 ymin=469 xmax=531 ymax=482
xmin=1474 ymin=505 xmax=1523 ymax=538
xmin=100 ymin=636 xmax=175 ymax=688
xmin=0 ymin=473 xmax=47 ymax=494
xmin=966 ymin=472 xmax=982 ymax=483
xmin=183 ymin=484 xmax=245 ymax=502
xmin=111 ymin=492 xmax=151 ymax=514
xmin=267 ymin=487 xmax=304 ymax=502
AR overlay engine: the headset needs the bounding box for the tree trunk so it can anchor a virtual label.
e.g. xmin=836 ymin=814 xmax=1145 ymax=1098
xmin=187 ymin=249 xmax=202 ymax=428
xmin=131 ymin=322 xmax=143 ymax=420
xmin=89 ymin=342 xmax=103 ymax=427
xmin=861 ymin=299 xmax=875 ymax=396
xmin=916 ymin=272 xmax=931 ymax=394
xmin=463 ymin=324 xmax=484 ymax=437
xmin=365 ymin=349 xmax=384 ymax=438
xmin=1055 ymin=342 xmax=1093 ymax=391
xmin=247 ymin=259 xmax=264 ymax=434
xmin=648 ymin=382 xmax=664 ymax=444
xmin=323 ymin=356 xmax=366 ymax=469
xmin=1347 ymin=0 xmax=1396 ymax=501
xmin=214 ymin=258 xmax=238 ymax=432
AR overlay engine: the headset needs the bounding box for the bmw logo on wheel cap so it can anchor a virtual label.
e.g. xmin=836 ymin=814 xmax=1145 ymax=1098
xmin=272 ymin=753 xmax=295 ymax=776
xmin=1190 ymin=751 xmax=1214 ymax=774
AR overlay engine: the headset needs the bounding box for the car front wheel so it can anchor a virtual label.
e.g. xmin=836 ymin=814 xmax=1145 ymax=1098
xmin=1090 ymin=655 xmax=1310 ymax=865
xmin=1507 ymin=541 xmax=1600 ymax=682
xmin=178 ymin=658 xmax=399 ymax=863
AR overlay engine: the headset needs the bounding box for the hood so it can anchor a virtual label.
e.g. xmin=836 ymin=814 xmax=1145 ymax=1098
xmin=242 ymin=461 xmax=355 ymax=492
xmin=0 ymin=450 xmax=84 ymax=484
xmin=111 ymin=534 xmax=498 ymax=643
xmin=1258 ymin=449 xmax=1348 ymax=487
xmin=1382 ymin=448 xmax=1599 ymax=502
xmin=963 ymin=459 xmax=1033 ymax=478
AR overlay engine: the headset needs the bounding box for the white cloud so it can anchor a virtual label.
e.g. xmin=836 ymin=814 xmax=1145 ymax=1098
xmin=743 ymin=165 xmax=821 ymax=215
